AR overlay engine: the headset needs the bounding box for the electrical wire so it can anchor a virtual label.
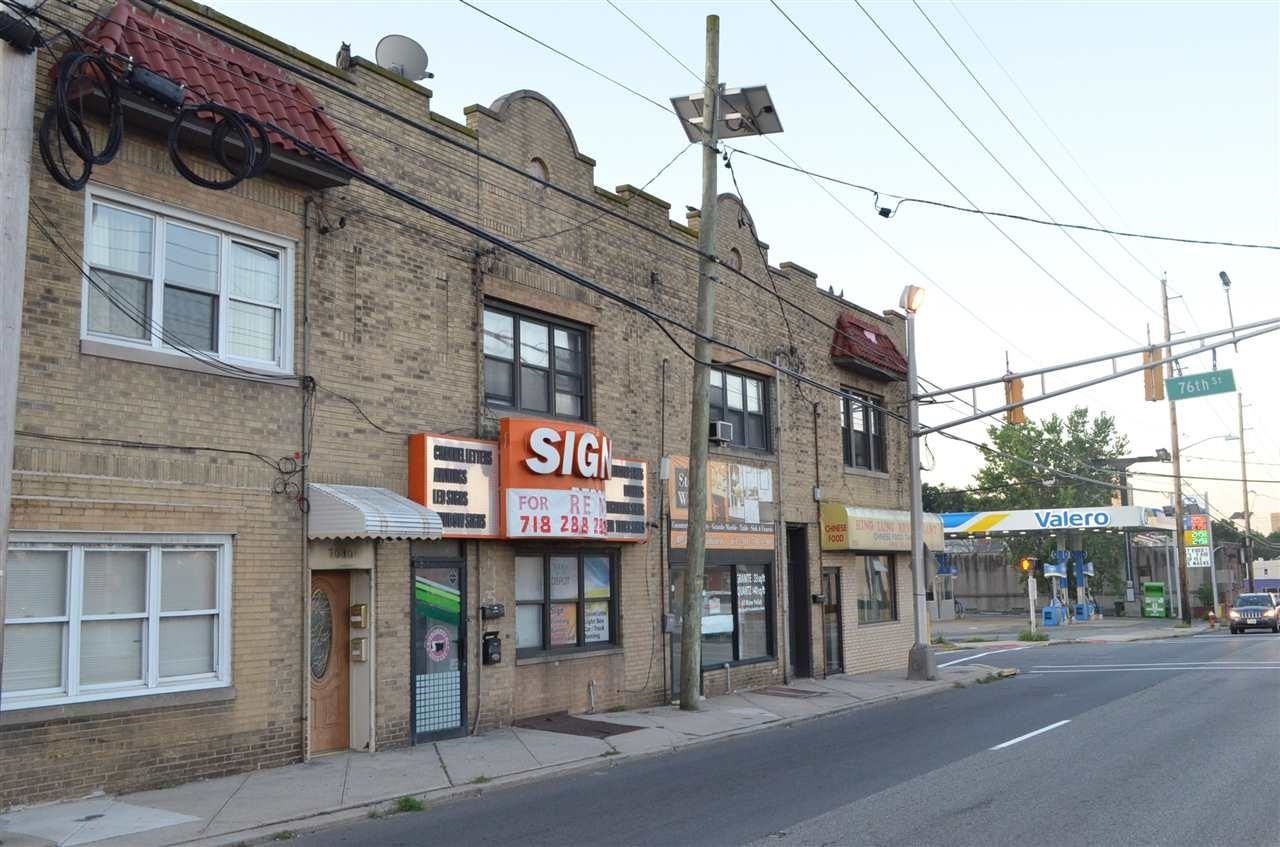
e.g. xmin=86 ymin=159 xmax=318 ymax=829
xmin=729 ymin=147 xmax=1280 ymax=254
xmin=602 ymin=0 xmax=1038 ymax=363
xmin=856 ymin=0 xmax=1159 ymax=319
xmin=773 ymin=0 xmax=1139 ymax=344
xmin=514 ymin=141 xmax=695 ymax=244
xmin=946 ymin=0 xmax=1163 ymax=281
xmin=912 ymin=0 xmax=1164 ymax=313
xmin=457 ymin=0 xmax=675 ymax=115
xmin=42 ymin=0 xmax=1030 ymax=384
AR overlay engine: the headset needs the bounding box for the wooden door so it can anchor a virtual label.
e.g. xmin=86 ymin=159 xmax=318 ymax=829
xmin=310 ymin=571 xmax=350 ymax=754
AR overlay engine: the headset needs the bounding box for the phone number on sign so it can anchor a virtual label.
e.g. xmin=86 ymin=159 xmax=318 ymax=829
xmin=506 ymin=489 xmax=609 ymax=538
xmin=519 ymin=514 xmax=609 ymax=535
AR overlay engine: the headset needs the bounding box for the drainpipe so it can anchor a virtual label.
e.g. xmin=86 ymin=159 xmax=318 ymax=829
xmin=300 ymin=195 xmax=316 ymax=761
xmin=771 ymin=349 xmax=788 ymax=685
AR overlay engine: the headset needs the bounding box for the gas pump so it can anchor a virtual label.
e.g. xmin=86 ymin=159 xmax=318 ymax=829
xmin=1042 ymin=555 xmax=1068 ymax=626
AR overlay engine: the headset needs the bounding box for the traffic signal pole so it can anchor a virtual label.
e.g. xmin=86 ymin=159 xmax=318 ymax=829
xmin=1163 ymin=277 xmax=1193 ymax=624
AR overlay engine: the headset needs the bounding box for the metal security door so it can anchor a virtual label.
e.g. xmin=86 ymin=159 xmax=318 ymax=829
xmin=412 ymin=562 xmax=466 ymax=741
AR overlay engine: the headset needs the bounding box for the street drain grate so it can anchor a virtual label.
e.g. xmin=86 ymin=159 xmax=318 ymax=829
xmin=513 ymin=712 xmax=641 ymax=738
xmin=754 ymin=686 xmax=825 ymax=699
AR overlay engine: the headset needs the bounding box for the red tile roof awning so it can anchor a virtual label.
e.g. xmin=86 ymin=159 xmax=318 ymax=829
xmin=82 ymin=0 xmax=360 ymax=173
xmin=830 ymin=313 xmax=907 ymax=381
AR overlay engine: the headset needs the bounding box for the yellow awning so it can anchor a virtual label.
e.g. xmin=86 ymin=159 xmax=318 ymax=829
xmin=820 ymin=503 xmax=944 ymax=552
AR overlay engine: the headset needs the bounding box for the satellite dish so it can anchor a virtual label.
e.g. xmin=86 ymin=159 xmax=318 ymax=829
xmin=375 ymin=34 xmax=432 ymax=80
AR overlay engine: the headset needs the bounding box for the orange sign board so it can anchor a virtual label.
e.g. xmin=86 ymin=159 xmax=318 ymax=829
xmin=500 ymin=418 xmax=612 ymax=540
xmin=667 ymin=455 xmax=775 ymax=551
xmin=408 ymin=434 xmax=499 ymax=538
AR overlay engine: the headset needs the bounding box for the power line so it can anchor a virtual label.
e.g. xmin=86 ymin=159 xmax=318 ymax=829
xmin=945 ymin=0 xmax=1163 ymax=281
xmin=602 ymin=0 xmax=1039 ymax=363
xmin=730 ymin=146 xmax=1280 ymax=255
xmin=772 ymin=0 xmax=1140 ymax=344
xmin=457 ymin=0 xmax=674 ymax=114
xmin=854 ymin=0 xmax=1159 ymax=321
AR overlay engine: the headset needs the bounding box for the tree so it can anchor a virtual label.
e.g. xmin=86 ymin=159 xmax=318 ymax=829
xmin=922 ymin=482 xmax=978 ymax=514
xmin=972 ymin=407 xmax=1130 ymax=594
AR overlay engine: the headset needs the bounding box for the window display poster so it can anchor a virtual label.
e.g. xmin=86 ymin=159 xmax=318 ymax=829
xmin=584 ymin=601 xmax=609 ymax=643
xmin=668 ymin=455 xmax=775 ymax=550
xmin=550 ymin=603 xmax=578 ymax=646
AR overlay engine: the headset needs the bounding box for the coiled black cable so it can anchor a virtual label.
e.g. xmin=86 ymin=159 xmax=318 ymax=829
xmin=37 ymin=51 xmax=123 ymax=190
xmin=168 ymin=101 xmax=265 ymax=190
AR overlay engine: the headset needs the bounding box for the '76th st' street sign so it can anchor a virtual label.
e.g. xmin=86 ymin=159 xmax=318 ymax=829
xmin=1166 ymin=368 xmax=1235 ymax=401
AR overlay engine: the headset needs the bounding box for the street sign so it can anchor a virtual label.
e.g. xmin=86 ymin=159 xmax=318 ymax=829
xmin=1165 ymin=368 xmax=1235 ymax=401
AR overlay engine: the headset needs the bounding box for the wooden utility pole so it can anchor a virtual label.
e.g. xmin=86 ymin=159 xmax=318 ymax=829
xmin=1239 ymin=393 xmax=1254 ymax=592
xmin=679 ymin=13 xmax=720 ymax=711
xmin=1162 ymin=276 xmax=1192 ymax=623
xmin=0 ymin=18 xmax=38 ymax=701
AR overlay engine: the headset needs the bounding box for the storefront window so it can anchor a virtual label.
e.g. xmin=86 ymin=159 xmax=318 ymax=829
xmin=516 ymin=551 xmax=616 ymax=654
xmin=858 ymin=555 xmax=897 ymax=624
xmin=671 ymin=561 xmax=773 ymax=667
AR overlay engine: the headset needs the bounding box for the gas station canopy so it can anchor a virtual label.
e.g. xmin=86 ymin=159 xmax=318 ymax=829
xmin=942 ymin=505 xmax=1171 ymax=538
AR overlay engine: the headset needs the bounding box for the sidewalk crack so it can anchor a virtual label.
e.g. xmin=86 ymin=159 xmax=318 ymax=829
xmin=433 ymin=742 xmax=453 ymax=787
xmin=200 ymin=771 xmax=252 ymax=834
xmin=339 ymin=753 xmax=353 ymax=806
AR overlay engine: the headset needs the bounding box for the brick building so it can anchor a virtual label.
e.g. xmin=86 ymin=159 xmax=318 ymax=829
xmin=1 ymin=0 xmax=932 ymax=807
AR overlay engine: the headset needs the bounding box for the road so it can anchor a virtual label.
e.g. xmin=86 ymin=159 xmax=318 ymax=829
xmin=297 ymin=631 xmax=1280 ymax=847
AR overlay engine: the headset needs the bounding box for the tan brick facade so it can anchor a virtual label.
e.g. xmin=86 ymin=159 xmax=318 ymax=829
xmin=3 ymin=0 xmax=918 ymax=807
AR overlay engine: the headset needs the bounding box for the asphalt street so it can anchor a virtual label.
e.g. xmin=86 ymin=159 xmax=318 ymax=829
xmin=296 ymin=630 xmax=1280 ymax=847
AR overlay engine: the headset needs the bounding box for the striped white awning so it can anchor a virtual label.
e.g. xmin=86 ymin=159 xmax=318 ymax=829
xmin=307 ymin=484 xmax=444 ymax=540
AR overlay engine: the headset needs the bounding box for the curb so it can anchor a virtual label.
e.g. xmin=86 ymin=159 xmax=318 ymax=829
xmin=171 ymin=668 xmax=995 ymax=847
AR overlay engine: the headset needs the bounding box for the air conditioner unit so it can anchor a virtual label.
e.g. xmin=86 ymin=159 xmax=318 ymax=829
xmin=709 ymin=420 xmax=733 ymax=445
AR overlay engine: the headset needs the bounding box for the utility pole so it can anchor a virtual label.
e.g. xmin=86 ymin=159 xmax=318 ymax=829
xmin=679 ymin=14 xmax=720 ymax=711
xmin=1239 ymin=393 xmax=1254 ymax=591
xmin=0 ymin=10 xmax=39 ymax=705
xmin=1162 ymin=276 xmax=1192 ymax=624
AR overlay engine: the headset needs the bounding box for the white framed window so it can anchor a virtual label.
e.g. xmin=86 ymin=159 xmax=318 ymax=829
xmin=2 ymin=533 xmax=233 ymax=711
xmin=82 ymin=185 xmax=294 ymax=374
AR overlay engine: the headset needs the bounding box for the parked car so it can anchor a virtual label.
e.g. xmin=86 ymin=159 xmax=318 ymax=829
xmin=1228 ymin=593 xmax=1280 ymax=634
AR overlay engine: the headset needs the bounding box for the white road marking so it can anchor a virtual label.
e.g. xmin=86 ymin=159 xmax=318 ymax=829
xmin=937 ymin=646 xmax=1029 ymax=668
xmin=990 ymin=719 xmax=1070 ymax=750
xmin=1029 ymin=666 xmax=1280 ymax=674
xmin=1029 ymin=665 xmax=1280 ymax=670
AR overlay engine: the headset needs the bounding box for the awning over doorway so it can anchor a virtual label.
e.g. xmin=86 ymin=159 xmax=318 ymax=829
xmin=820 ymin=503 xmax=945 ymax=552
xmin=308 ymin=484 xmax=444 ymax=540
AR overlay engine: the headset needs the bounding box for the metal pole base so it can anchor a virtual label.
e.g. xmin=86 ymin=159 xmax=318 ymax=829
xmin=907 ymin=644 xmax=937 ymax=681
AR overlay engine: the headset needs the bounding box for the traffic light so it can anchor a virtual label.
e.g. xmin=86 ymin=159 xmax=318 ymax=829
xmin=1143 ymin=348 xmax=1165 ymax=401
xmin=1019 ymin=557 xmax=1033 ymax=573
xmin=1005 ymin=376 xmax=1026 ymax=424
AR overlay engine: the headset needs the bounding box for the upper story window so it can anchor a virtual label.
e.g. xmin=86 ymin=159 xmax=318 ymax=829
xmin=841 ymin=389 xmax=887 ymax=472
xmin=2 ymin=533 xmax=233 ymax=711
xmin=483 ymin=304 xmax=588 ymax=419
xmin=83 ymin=187 xmax=293 ymax=373
xmin=710 ymin=366 xmax=770 ymax=451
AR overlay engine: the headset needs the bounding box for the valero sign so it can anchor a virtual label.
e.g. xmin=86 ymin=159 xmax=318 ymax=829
xmin=942 ymin=506 xmax=1157 ymax=535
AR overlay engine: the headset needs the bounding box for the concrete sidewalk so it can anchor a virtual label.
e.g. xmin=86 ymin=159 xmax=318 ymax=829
xmin=937 ymin=613 xmax=1210 ymax=649
xmin=0 ymin=663 xmax=1003 ymax=847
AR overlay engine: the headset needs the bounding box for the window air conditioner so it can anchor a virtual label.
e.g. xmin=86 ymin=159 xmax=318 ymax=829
xmin=709 ymin=420 xmax=733 ymax=445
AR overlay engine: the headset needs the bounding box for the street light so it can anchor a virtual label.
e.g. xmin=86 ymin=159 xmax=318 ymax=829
xmin=901 ymin=284 xmax=935 ymax=681
xmin=1180 ymin=433 xmax=1237 ymax=451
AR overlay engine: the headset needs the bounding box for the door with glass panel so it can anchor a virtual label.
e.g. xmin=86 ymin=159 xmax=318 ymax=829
xmin=822 ymin=568 xmax=843 ymax=674
xmin=412 ymin=561 xmax=465 ymax=742
xmin=310 ymin=571 xmax=350 ymax=753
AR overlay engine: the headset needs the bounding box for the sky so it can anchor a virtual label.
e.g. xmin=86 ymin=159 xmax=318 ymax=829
xmin=208 ymin=0 xmax=1280 ymax=525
